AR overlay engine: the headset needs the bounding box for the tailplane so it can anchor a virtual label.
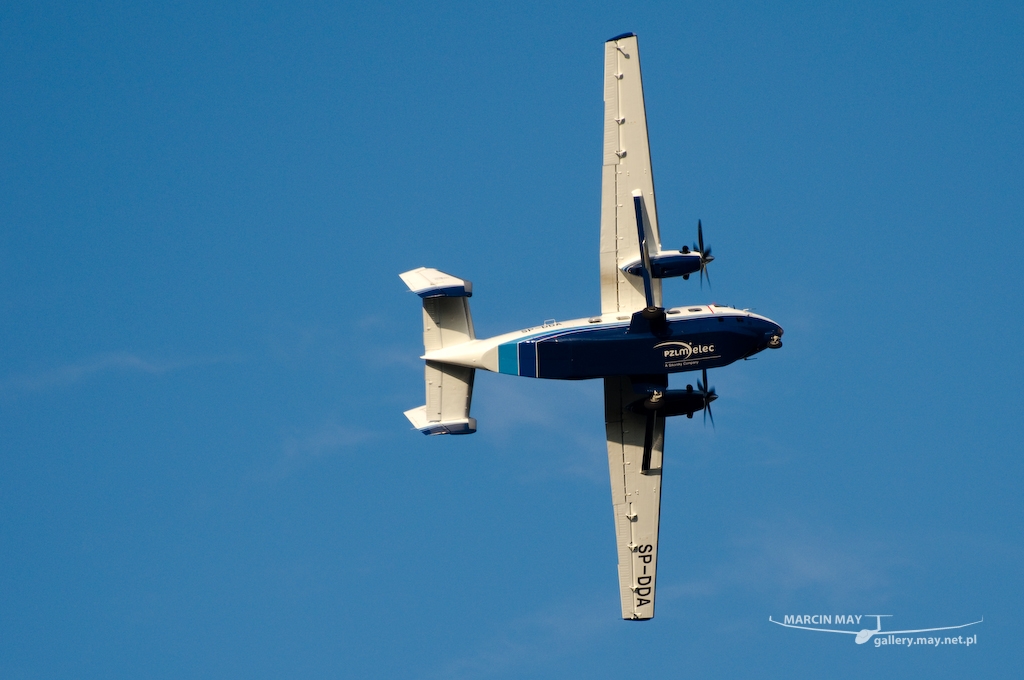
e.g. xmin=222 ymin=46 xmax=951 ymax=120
xmin=400 ymin=268 xmax=477 ymax=435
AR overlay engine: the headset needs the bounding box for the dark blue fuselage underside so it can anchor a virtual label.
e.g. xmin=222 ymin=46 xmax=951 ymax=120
xmin=499 ymin=315 xmax=780 ymax=379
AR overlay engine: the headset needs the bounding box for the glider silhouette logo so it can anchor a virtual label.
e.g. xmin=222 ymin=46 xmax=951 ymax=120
xmin=769 ymin=614 xmax=983 ymax=646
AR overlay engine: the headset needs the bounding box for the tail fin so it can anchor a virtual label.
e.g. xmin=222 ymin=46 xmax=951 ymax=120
xmin=400 ymin=268 xmax=477 ymax=435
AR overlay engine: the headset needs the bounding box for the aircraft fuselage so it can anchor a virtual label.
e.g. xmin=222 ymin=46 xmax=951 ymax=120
xmin=422 ymin=304 xmax=783 ymax=380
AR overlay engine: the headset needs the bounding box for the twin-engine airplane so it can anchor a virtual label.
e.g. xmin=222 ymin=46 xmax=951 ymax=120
xmin=400 ymin=33 xmax=783 ymax=620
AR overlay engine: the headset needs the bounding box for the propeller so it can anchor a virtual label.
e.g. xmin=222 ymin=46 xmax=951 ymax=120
xmin=692 ymin=220 xmax=714 ymax=289
xmin=696 ymin=368 xmax=717 ymax=427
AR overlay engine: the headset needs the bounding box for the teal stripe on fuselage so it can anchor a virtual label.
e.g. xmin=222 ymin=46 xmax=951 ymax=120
xmin=498 ymin=328 xmax=571 ymax=376
xmin=498 ymin=343 xmax=518 ymax=375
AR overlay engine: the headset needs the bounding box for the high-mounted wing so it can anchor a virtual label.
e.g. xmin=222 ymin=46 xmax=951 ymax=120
xmin=600 ymin=33 xmax=663 ymax=315
xmin=605 ymin=376 xmax=664 ymax=620
xmin=600 ymin=33 xmax=665 ymax=620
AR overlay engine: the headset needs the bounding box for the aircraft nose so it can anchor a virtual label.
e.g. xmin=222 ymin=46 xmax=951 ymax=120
xmin=764 ymin=319 xmax=783 ymax=349
xmin=744 ymin=314 xmax=784 ymax=350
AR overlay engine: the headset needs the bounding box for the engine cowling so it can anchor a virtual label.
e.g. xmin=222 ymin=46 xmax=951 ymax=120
xmin=622 ymin=250 xmax=703 ymax=279
xmin=628 ymin=386 xmax=715 ymax=418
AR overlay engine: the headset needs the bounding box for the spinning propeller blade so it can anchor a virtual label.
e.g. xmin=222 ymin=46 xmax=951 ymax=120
xmin=692 ymin=220 xmax=714 ymax=290
xmin=697 ymin=368 xmax=717 ymax=427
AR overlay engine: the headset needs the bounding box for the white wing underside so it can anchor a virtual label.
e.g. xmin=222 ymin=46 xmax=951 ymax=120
xmin=600 ymin=34 xmax=665 ymax=621
xmin=604 ymin=376 xmax=664 ymax=620
xmin=600 ymin=34 xmax=663 ymax=315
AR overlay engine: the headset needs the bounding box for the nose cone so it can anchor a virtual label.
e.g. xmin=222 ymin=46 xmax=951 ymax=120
xmin=746 ymin=314 xmax=783 ymax=350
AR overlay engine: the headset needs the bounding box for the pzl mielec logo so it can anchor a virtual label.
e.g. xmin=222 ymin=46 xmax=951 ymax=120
xmin=654 ymin=341 xmax=715 ymax=359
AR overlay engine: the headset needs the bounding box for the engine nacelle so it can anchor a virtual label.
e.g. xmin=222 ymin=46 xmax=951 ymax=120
xmin=628 ymin=386 xmax=715 ymax=418
xmin=622 ymin=249 xmax=703 ymax=279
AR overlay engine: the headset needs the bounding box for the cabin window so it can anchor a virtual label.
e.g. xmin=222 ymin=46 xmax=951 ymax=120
xmin=688 ymin=307 xmax=702 ymax=312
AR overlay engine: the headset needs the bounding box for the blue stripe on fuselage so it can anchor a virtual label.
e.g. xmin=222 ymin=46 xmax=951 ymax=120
xmin=496 ymin=323 xmax=628 ymax=377
xmin=519 ymin=342 xmax=537 ymax=378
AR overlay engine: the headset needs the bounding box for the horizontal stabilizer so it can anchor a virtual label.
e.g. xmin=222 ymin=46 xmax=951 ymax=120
xmin=400 ymin=267 xmax=473 ymax=298
xmin=404 ymin=405 xmax=477 ymax=435
xmin=405 ymin=361 xmax=477 ymax=435
xmin=401 ymin=271 xmax=478 ymax=435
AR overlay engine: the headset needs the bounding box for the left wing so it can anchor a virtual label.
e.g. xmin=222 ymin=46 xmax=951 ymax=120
xmin=604 ymin=376 xmax=664 ymax=620
xmin=600 ymin=33 xmax=663 ymax=315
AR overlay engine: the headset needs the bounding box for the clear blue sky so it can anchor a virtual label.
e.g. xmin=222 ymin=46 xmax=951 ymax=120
xmin=2 ymin=1 xmax=1022 ymax=677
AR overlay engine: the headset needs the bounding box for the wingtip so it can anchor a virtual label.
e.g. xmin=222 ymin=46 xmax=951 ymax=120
xmin=606 ymin=32 xmax=635 ymax=42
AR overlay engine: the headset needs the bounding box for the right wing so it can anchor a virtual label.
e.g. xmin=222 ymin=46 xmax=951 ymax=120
xmin=604 ymin=376 xmax=664 ymax=620
xmin=600 ymin=33 xmax=663 ymax=315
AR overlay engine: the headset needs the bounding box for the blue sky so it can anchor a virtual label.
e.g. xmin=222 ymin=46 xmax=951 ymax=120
xmin=2 ymin=1 xmax=1022 ymax=677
